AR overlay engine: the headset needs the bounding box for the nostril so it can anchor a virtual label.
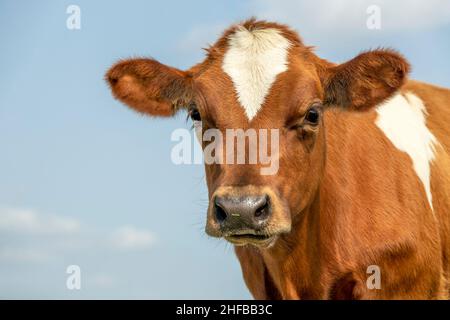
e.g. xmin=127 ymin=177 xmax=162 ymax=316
xmin=214 ymin=200 xmax=228 ymax=223
xmin=254 ymin=195 xmax=270 ymax=220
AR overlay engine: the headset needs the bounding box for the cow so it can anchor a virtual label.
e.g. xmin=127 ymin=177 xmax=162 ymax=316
xmin=105 ymin=19 xmax=450 ymax=299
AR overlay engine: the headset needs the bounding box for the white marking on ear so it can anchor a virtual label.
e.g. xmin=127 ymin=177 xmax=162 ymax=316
xmin=222 ymin=27 xmax=291 ymax=120
xmin=375 ymin=92 xmax=438 ymax=211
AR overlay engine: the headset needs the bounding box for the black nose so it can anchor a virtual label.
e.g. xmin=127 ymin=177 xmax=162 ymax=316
xmin=214 ymin=194 xmax=271 ymax=230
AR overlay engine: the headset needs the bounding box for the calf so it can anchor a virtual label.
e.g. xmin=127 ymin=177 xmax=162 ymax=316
xmin=106 ymin=19 xmax=450 ymax=299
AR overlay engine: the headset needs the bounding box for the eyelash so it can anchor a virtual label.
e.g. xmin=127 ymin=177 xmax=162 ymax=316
xmin=288 ymin=104 xmax=322 ymax=130
xmin=304 ymin=107 xmax=320 ymax=124
xmin=187 ymin=104 xmax=202 ymax=122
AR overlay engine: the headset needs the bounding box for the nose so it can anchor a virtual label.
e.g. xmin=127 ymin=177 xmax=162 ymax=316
xmin=214 ymin=194 xmax=271 ymax=230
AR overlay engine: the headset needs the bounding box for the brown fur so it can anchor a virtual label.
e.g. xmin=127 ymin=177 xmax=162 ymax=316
xmin=106 ymin=58 xmax=193 ymax=116
xmin=105 ymin=19 xmax=450 ymax=299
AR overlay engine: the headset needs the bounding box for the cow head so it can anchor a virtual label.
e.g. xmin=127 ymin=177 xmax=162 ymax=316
xmin=106 ymin=19 xmax=409 ymax=247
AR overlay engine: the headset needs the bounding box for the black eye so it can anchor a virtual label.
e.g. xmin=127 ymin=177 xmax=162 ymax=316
xmin=189 ymin=107 xmax=201 ymax=122
xmin=305 ymin=107 xmax=319 ymax=125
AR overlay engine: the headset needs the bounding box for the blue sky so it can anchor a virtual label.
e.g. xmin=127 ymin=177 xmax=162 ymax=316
xmin=0 ymin=0 xmax=449 ymax=299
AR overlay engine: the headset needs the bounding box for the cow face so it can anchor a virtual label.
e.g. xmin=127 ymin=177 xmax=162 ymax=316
xmin=106 ymin=19 xmax=409 ymax=247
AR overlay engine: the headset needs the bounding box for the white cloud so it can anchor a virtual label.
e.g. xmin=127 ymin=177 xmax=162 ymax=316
xmin=90 ymin=273 xmax=116 ymax=289
xmin=0 ymin=247 xmax=49 ymax=263
xmin=111 ymin=225 xmax=156 ymax=250
xmin=0 ymin=205 xmax=158 ymax=272
xmin=253 ymin=0 xmax=450 ymax=34
xmin=177 ymin=23 xmax=227 ymax=54
xmin=0 ymin=207 xmax=80 ymax=235
xmin=177 ymin=1 xmax=450 ymax=64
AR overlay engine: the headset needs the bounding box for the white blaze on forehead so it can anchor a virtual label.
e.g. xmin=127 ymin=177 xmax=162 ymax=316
xmin=222 ymin=27 xmax=291 ymax=120
xmin=375 ymin=92 xmax=439 ymax=211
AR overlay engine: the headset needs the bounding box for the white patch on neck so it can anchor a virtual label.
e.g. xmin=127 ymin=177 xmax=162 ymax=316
xmin=375 ymin=92 xmax=438 ymax=211
xmin=222 ymin=27 xmax=291 ymax=120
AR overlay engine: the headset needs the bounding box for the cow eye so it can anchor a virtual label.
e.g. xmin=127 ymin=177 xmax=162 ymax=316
xmin=189 ymin=106 xmax=201 ymax=122
xmin=305 ymin=107 xmax=319 ymax=125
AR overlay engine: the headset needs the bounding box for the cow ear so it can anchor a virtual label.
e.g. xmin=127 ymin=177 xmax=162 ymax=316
xmin=323 ymin=50 xmax=410 ymax=111
xmin=105 ymin=58 xmax=193 ymax=117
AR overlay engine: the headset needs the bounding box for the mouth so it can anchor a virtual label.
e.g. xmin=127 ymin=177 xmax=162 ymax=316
xmin=224 ymin=233 xmax=276 ymax=247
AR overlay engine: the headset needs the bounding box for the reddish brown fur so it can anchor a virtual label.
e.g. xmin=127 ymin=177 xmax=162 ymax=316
xmin=105 ymin=19 xmax=450 ymax=299
xmin=107 ymin=58 xmax=194 ymax=116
